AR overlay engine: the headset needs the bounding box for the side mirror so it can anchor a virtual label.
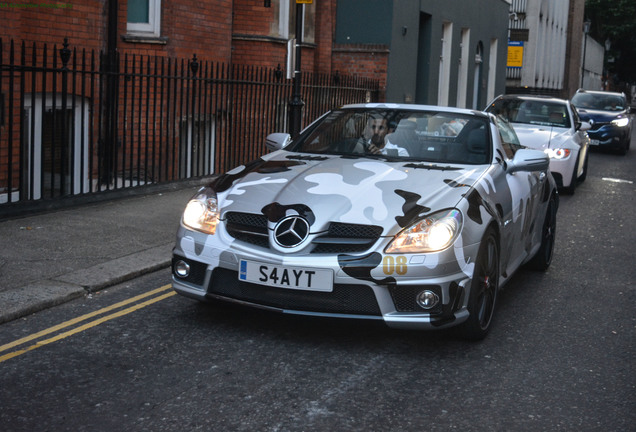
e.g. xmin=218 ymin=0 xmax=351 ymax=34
xmin=265 ymin=133 xmax=292 ymax=151
xmin=577 ymin=121 xmax=592 ymax=131
xmin=507 ymin=149 xmax=549 ymax=174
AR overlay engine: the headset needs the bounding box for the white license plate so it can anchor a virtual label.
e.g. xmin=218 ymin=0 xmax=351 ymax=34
xmin=238 ymin=260 xmax=333 ymax=292
xmin=590 ymin=139 xmax=600 ymax=146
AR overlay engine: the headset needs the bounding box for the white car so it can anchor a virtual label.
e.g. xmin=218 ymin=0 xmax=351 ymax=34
xmin=486 ymin=95 xmax=591 ymax=194
xmin=172 ymin=104 xmax=558 ymax=340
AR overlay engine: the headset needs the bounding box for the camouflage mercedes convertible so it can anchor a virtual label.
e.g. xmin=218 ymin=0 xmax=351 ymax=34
xmin=172 ymin=104 xmax=558 ymax=340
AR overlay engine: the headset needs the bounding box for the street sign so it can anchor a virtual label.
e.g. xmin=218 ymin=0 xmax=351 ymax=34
xmin=507 ymin=41 xmax=524 ymax=68
xmin=296 ymin=0 xmax=313 ymax=3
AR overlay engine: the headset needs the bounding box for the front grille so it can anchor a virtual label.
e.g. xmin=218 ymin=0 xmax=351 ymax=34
xmin=311 ymin=222 xmax=383 ymax=253
xmin=225 ymin=212 xmax=269 ymax=248
xmin=224 ymin=212 xmax=383 ymax=254
xmin=590 ymin=122 xmax=608 ymax=131
xmin=208 ymin=268 xmax=381 ymax=316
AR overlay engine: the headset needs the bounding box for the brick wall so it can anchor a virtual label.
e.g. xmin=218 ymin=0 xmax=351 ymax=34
xmin=313 ymin=0 xmax=335 ymax=74
xmin=0 ymin=0 xmax=105 ymax=52
xmin=231 ymin=0 xmax=387 ymax=98
xmin=0 ymin=0 xmax=233 ymax=63
xmin=231 ymin=0 xmax=311 ymax=73
xmin=232 ymin=0 xmax=275 ymax=36
xmin=230 ymin=0 xmax=334 ymax=75
xmin=0 ymin=0 xmax=387 ymax=90
xmin=332 ymin=44 xmax=389 ymax=99
xmin=148 ymin=0 xmax=233 ymax=61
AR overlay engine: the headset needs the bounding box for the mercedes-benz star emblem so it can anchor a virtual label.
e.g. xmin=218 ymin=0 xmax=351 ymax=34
xmin=274 ymin=216 xmax=310 ymax=247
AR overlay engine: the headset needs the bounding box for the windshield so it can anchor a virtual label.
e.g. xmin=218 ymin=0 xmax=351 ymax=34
xmin=288 ymin=108 xmax=491 ymax=165
xmin=571 ymin=93 xmax=625 ymax=111
xmin=486 ymin=98 xmax=571 ymax=128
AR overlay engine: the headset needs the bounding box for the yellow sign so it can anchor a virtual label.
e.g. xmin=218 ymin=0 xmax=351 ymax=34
xmin=296 ymin=0 xmax=313 ymax=3
xmin=507 ymin=42 xmax=524 ymax=68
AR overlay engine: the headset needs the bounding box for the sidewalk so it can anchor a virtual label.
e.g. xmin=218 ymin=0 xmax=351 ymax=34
xmin=0 ymin=184 xmax=203 ymax=324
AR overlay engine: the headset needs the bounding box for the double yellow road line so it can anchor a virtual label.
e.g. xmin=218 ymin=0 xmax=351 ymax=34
xmin=0 ymin=284 xmax=175 ymax=363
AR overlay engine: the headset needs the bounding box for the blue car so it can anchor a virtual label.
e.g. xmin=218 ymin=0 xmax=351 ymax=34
xmin=571 ymin=89 xmax=632 ymax=155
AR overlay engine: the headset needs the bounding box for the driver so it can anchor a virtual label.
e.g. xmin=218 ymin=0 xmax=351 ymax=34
xmin=360 ymin=116 xmax=409 ymax=156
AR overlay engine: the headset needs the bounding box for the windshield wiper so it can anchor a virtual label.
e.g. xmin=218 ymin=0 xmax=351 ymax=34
xmin=286 ymin=154 xmax=329 ymax=161
xmin=356 ymin=153 xmax=401 ymax=161
xmin=403 ymin=162 xmax=461 ymax=171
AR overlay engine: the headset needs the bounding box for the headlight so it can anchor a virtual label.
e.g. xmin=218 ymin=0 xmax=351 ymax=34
xmin=611 ymin=117 xmax=629 ymax=127
xmin=182 ymin=188 xmax=219 ymax=234
xmin=544 ymin=148 xmax=571 ymax=159
xmin=386 ymin=209 xmax=462 ymax=253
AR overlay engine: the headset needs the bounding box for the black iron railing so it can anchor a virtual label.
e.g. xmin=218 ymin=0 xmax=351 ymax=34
xmin=0 ymin=39 xmax=379 ymax=212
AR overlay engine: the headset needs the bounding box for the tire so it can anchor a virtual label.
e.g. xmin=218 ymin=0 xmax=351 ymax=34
xmin=617 ymin=137 xmax=629 ymax=156
xmin=528 ymin=195 xmax=557 ymax=271
xmin=617 ymin=143 xmax=627 ymax=155
xmin=458 ymin=228 xmax=500 ymax=341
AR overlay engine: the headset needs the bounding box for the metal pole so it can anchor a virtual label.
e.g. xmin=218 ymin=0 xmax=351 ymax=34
xmin=288 ymin=3 xmax=304 ymax=138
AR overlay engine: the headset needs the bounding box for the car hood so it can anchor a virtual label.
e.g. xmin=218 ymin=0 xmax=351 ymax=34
xmin=575 ymin=108 xmax=626 ymax=123
xmin=210 ymin=152 xmax=488 ymax=235
xmin=511 ymin=123 xmax=571 ymax=150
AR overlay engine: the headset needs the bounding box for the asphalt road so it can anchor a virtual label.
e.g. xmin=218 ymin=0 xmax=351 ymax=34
xmin=0 ymin=147 xmax=634 ymax=432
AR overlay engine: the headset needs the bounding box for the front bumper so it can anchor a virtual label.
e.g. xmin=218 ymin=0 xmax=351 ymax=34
xmin=548 ymin=154 xmax=578 ymax=188
xmin=587 ymin=126 xmax=630 ymax=149
xmin=171 ymin=235 xmax=478 ymax=330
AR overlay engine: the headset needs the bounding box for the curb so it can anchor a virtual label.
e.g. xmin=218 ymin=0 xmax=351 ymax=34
xmin=0 ymin=243 xmax=173 ymax=324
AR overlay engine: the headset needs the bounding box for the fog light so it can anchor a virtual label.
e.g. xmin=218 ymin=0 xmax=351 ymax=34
xmin=174 ymin=260 xmax=191 ymax=278
xmin=416 ymin=290 xmax=440 ymax=310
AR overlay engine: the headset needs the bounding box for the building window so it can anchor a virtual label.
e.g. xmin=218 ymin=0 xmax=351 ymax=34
xmin=21 ymin=94 xmax=90 ymax=201
xmin=179 ymin=118 xmax=215 ymax=178
xmin=127 ymin=0 xmax=161 ymax=37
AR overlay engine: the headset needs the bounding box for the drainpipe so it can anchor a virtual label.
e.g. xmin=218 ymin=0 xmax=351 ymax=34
xmin=101 ymin=0 xmax=118 ymax=185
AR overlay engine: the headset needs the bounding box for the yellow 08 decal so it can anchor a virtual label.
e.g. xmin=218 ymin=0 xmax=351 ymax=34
xmin=382 ymin=256 xmax=408 ymax=275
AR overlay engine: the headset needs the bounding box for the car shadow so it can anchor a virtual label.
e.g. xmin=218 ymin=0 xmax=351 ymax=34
xmin=175 ymin=294 xmax=489 ymax=355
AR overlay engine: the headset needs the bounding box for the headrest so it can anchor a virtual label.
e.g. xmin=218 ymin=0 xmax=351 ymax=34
xmin=467 ymin=129 xmax=486 ymax=154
